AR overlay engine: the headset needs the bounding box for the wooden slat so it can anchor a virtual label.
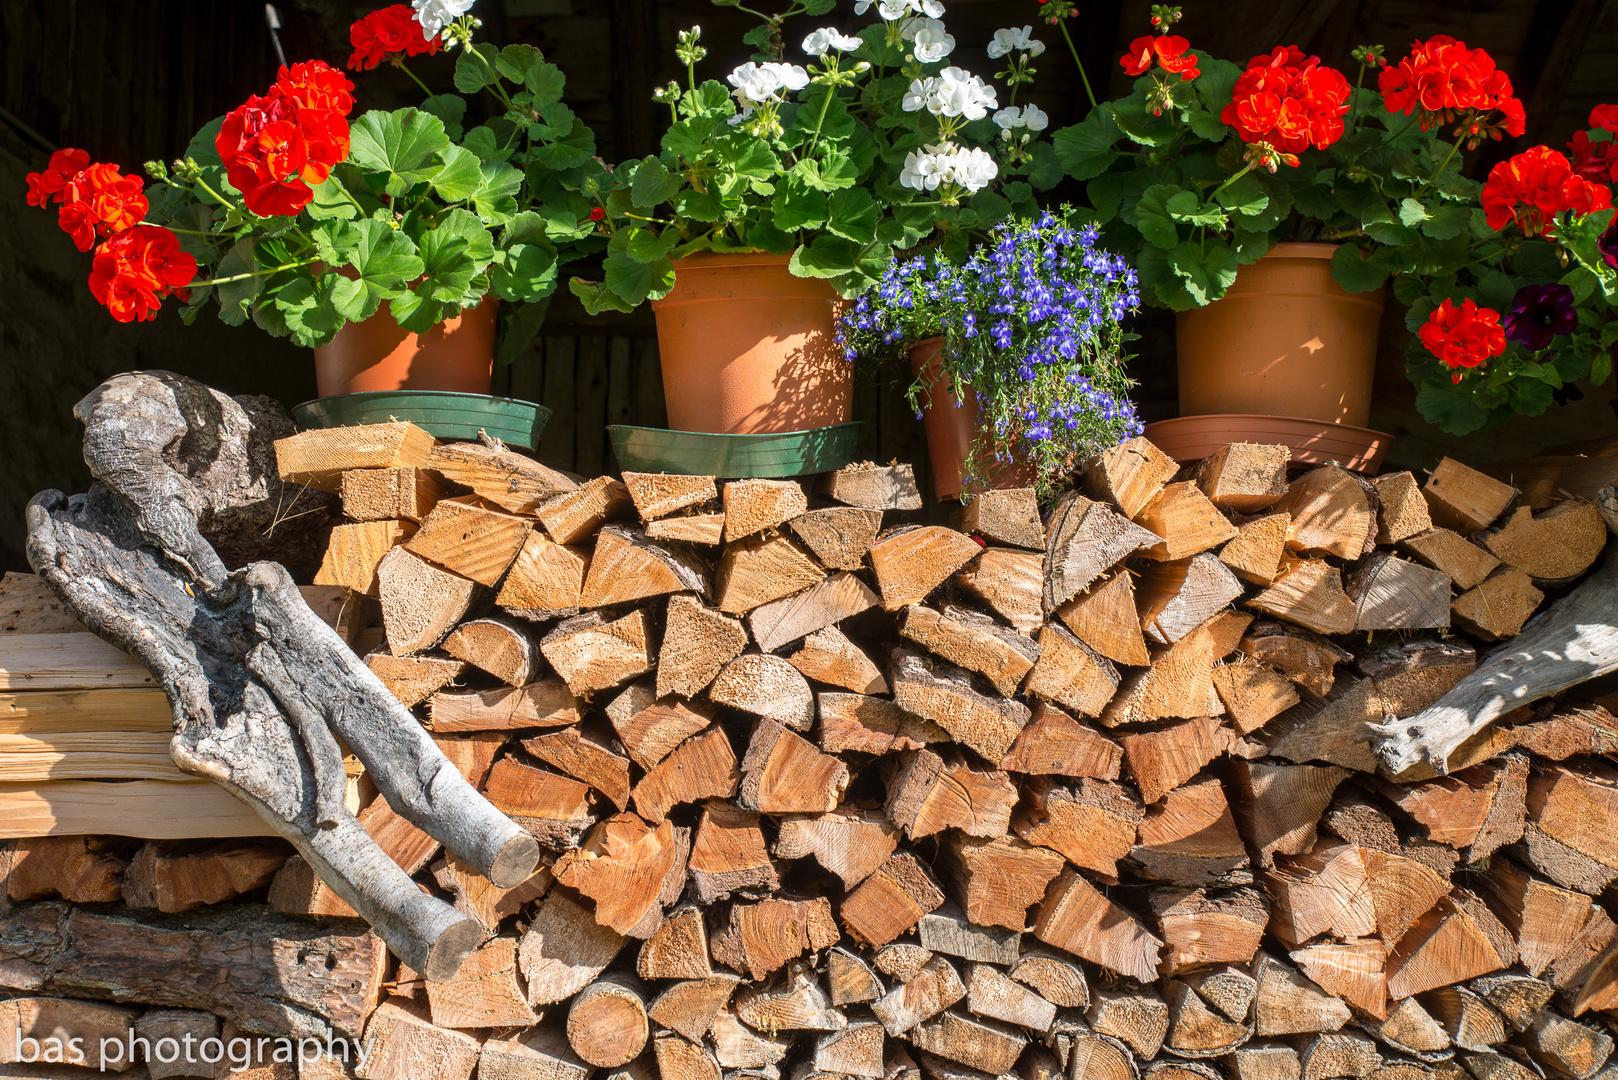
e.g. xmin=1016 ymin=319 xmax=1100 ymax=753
xmin=0 ymin=779 xmax=273 ymax=838
xmin=0 ymin=688 xmax=171 ymax=734
xmin=0 ymin=634 xmax=153 ymax=690
xmin=0 ymin=730 xmax=177 ymax=781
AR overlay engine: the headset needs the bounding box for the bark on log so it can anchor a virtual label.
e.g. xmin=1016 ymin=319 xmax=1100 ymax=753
xmin=24 ymin=372 xmax=538 ymax=983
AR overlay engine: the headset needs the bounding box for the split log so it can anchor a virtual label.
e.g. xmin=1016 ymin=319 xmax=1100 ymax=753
xmin=750 ymin=572 xmax=879 ymax=653
xmin=1252 ymin=951 xmax=1351 ymax=1038
xmin=638 ymin=905 xmax=712 ymax=981
xmin=1400 ymin=529 xmax=1501 ymax=591
xmin=1118 ymin=715 xmax=1237 ymax=804
xmin=1263 ymin=677 xmax=1382 ymax=772
xmin=133 ymin=1008 xmax=220 ymax=1079
xmin=554 ymin=813 xmax=679 ymax=938
xmin=341 ymin=465 xmax=446 ymax=523
xmin=356 ymin=1003 xmax=481 ymax=1080
xmin=829 ymin=947 xmax=884 ymax=1006
xmin=1375 ymin=472 xmax=1435 ymax=544
xmin=658 ymin=596 xmax=747 ymax=700
xmin=1227 ymin=760 xmax=1351 ymax=867
xmin=479 ymin=1027 xmax=595 ymax=1080
xmin=1451 ymin=569 xmax=1544 ymax=642
xmin=1383 ymin=756 xmax=1527 ymax=862
xmin=1522 ymin=1011 xmax=1612 ymax=1078
xmin=872 ymin=956 xmax=965 ymax=1035
xmin=519 ymin=888 xmax=626 ymax=1004
xmin=653 ymin=1034 xmax=721 ymax=1080
xmin=1135 ymin=482 xmax=1239 ymax=561
xmin=122 ymin=839 xmax=288 ymax=912
xmin=368 ymin=653 xmax=467 ymax=709
xmin=1101 ymin=611 xmax=1251 ymax=727
xmin=722 ymin=479 xmax=808 ymax=542
xmin=1345 ymin=554 xmax=1451 ymax=631
xmin=998 ymin=700 xmax=1123 ymax=780
xmin=1044 ymin=493 xmax=1162 ymax=610
xmin=0 ymin=997 xmax=140 ymax=1071
xmin=440 ymin=618 xmax=537 ymax=686
xmin=276 ymin=421 xmax=437 ymax=492
xmin=1062 ymin=1032 xmax=1140 ymax=1080
xmin=899 ymin=604 xmax=1039 ymax=696
xmin=713 ymin=1003 xmax=792 ymax=1068
xmin=909 ymin=1011 xmax=1028 ymax=1075
xmin=710 ymin=896 xmax=840 ymax=979
xmin=819 ymin=463 xmax=922 ymax=510
xmin=1056 ymin=570 xmax=1152 ymax=667
xmin=789 ymin=507 xmax=884 ymax=570
xmin=957 ymin=547 xmax=1044 ymax=633
xmin=1474 ymin=857 xmax=1596 ymax=980
xmin=427 ymin=680 xmax=578 ymax=732
xmin=1361 ymin=847 xmax=1452 ymax=948
xmin=1522 ymin=761 xmax=1618 ymax=894
xmin=890 ymin=648 xmax=1031 ymax=761
xmin=740 ymin=719 xmax=849 ymax=814
xmin=1295 ymin=1031 xmax=1380 ymax=1080
xmin=790 ymin=627 xmax=889 ymax=694
xmin=1266 ymin=840 xmax=1378 ymax=948
xmin=376 ymin=547 xmax=478 ymax=655
xmin=646 ymin=512 xmax=725 ymax=546
xmin=937 ymin=834 xmax=1065 ymax=932
xmin=1508 ymin=702 xmax=1618 ymax=760
xmin=631 ymin=724 xmax=739 ymax=823
xmin=874 ymin=945 xmax=934 ymax=983
xmin=539 ymin=610 xmax=653 ymax=695
xmin=688 ymin=801 xmax=779 ymax=903
xmin=1192 ymin=443 xmax=1291 ymax=512
xmin=483 ymin=757 xmax=599 ymax=850
xmin=1291 ymin=938 xmax=1388 ymax=1019
xmin=818 ymin=692 xmax=948 ymax=754
xmin=403 ymin=497 xmax=531 ymax=587
xmin=840 ymin=853 xmax=946 ymax=948
xmin=1423 ymin=985 xmax=1507 ymax=1052
xmin=885 ymin=748 xmax=1017 ymax=840
xmin=522 ymin=725 xmax=632 ymax=811
xmin=1179 ymin=965 xmax=1257 ymax=1023
xmin=1423 ymin=458 xmax=1515 ymax=532
xmin=1034 ymin=866 xmax=1164 ymax=983
xmin=538 ymin=476 xmax=633 ymax=545
xmin=1152 ymin=886 xmax=1269 ymax=973
xmin=1214 ymin=659 xmax=1301 ymax=736
xmin=1137 ymin=554 xmax=1244 ymax=645
xmin=431 ymin=853 xmax=551 ymax=932
xmin=1163 ymin=978 xmax=1252 ymax=1057
xmin=1471 ymin=972 xmax=1554 ymax=1033
xmin=610 ymin=693 xmax=714 ymax=770
xmin=623 ymin=472 xmax=717 ymax=521
xmin=716 ymin=533 xmax=826 ymax=615
xmin=1130 ymin=777 xmax=1248 ymax=884
xmin=568 ymin=974 xmax=651 ymax=1067
xmin=1025 ymin=623 xmax=1121 ymax=717
xmin=1386 ymin=891 xmax=1517 ymax=999
xmin=712 ymin=653 xmax=816 ymax=730
xmin=1275 ymin=465 xmax=1377 ymax=559
xmin=426 ymin=440 xmax=575 ymax=514
xmin=314 ymin=520 xmax=415 ymax=596
xmin=1219 ymin=513 xmax=1292 ymax=587
xmin=816 ymin=1021 xmax=886 ymax=1078
xmin=578 ymin=526 xmax=706 ymax=608
xmin=1479 ymin=501 xmax=1608 ymax=584
xmin=1088 ymin=988 xmax=1170 ymax=1059
xmin=919 ymin=903 xmax=1021 ymax=964
xmin=870 ymin=527 xmax=982 ymax=609
xmin=426 ymin=935 xmax=538 ymax=1028
xmin=1240 ymin=623 xmax=1352 ymax=698
xmin=1014 ymin=776 xmax=1142 ymax=877
xmin=1247 ymin=559 xmax=1358 ymax=635
xmin=1371 ymin=489 xmax=1618 ymax=775
xmin=495 ymin=531 xmax=589 ymax=621
xmin=5 ymin=836 xmax=127 ymax=904
xmin=1009 ymin=948 xmax=1090 ymax=1009
xmin=960 ymin=489 xmax=1044 ymax=550
xmin=775 ymin=807 xmax=899 ymax=888
xmin=1087 ymin=437 xmax=1179 ymax=518
xmin=1231 ymin=1043 xmax=1302 ymax=1080
xmin=649 ymin=974 xmax=738 ymax=1040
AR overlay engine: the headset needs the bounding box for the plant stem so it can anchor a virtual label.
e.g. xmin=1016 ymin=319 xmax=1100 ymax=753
xmin=1058 ymin=21 xmax=1097 ymax=111
xmin=806 ymin=85 xmax=836 ymax=157
xmin=1414 ymin=136 xmax=1463 ymax=199
xmin=400 ymin=63 xmax=453 ymax=126
xmin=192 ymin=176 xmax=241 ymax=213
xmin=1208 ymin=161 xmax=1256 ymax=202
xmin=191 ymin=259 xmax=317 ymax=288
xmin=1381 ymin=112 xmax=1420 ymax=145
xmin=1346 ymin=61 xmax=1366 ymax=137
xmin=470 ymin=46 xmax=515 ymax=110
xmin=139 ymin=222 xmax=212 ymax=236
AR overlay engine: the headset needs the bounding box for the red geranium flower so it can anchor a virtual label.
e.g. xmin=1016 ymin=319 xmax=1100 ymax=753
xmin=216 ymin=64 xmax=354 ymax=218
xmin=1121 ymin=35 xmax=1199 ymax=81
xmin=24 ymin=148 xmax=92 ymax=207
xmin=276 ymin=60 xmax=356 ymax=116
xmin=87 ymin=225 xmax=196 ymax=323
xmin=39 ymin=161 xmax=148 ymax=251
xmin=349 ymin=4 xmax=442 ymax=71
xmin=1570 ymin=129 xmax=1618 ymax=184
xmin=1379 ymin=36 xmax=1525 ymax=145
xmin=1219 ymin=46 xmax=1350 ymax=157
xmin=1419 ymin=298 xmax=1507 ymax=376
xmin=1482 ymin=145 xmax=1613 ymax=237
xmin=1591 ymin=104 xmax=1618 ymax=134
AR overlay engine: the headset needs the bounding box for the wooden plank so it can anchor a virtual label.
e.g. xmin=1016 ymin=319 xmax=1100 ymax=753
xmin=0 ymin=780 xmax=273 ymax=839
xmin=0 ymin=729 xmax=179 ymax=782
xmin=542 ymin=336 xmax=579 ymax=470
xmin=0 ymin=634 xmax=152 ymax=690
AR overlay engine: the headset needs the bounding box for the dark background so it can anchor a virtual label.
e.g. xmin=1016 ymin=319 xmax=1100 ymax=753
xmin=2 ymin=0 xmax=1616 ymax=573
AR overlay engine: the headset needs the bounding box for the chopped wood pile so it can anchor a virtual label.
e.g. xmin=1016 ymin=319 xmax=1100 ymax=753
xmin=8 ymin=425 xmax=1618 ymax=1080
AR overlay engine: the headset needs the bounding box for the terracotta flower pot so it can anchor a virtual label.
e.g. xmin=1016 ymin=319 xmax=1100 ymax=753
xmin=909 ymin=336 xmax=1034 ymax=499
xmin=314 ymin=296 xmax=498 ymax=397
xmin=650 ymin=252 xmax=850 ymax=434
xmin=1175 ymin=242 xmax=1386 ymax=427
xmin=1144 ymin=413 xmax=1392 ymax=474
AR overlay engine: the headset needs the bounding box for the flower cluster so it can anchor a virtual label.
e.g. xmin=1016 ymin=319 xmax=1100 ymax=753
xmin=1503 ymin=283 xmax=1577 ymax=352
xmin=1568 ymin=105 xmax=1618 ymax=183
xmin=855 ymin=0 xmax=944 ymax=18
xmin=348 ymin=4 xmax=442 ymax=71
xmin=1120 ymin=35 xmax=1199 ymax=80
xmin=987 ymin=26 xmax=1043 ymax=59
xmin=1220 ymin=46 xmax=1351 ymax=155
xmin=87 ymin=225 xmax=198 ymax=324
xmin=801 ymin=27 xmax=861 ymax=57
xmin=901 ymin=67 xmax=998 ymax=121
xmin=1480 ymin=145 xmax=1612 ymax=238
xmin=898 ymin=143 xmax=998 ymax=198
xmin=25 ymin=150 xmax=149 ymax=252
xmin=901 ymin=17 xmax=955 ymax=63
xmin=1419 ymin=298 xmax=1507 ymax=380
xmin=993 ymin=104 xmax=1049 ymax=134
xmin=838 ymin=211 xmax=1142 ymax=496
xmin=216 ymin=60 xmax=356 ymax=217
xmin=412 ymin=0 xmax=475 ymax=38
xmin=1378 ymin=35 xmax=1526 ymax=144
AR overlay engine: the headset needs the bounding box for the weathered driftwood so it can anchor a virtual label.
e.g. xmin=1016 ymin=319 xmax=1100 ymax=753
xmin=24 ymin=372 xmax=538 ymax=981
xmin=1371 ymin=486 xmax=1618 ymax=776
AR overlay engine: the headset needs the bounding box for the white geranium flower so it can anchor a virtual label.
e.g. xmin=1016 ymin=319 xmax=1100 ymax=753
xmin=902 ymin=17 xmax=954 ymax=62
xmin=992 ymin=106 xmax=1024 ymax=131
xmin=878 ymin=0 xmax=910 ymax=18
xmin=899 ymin=149 xmax=947 ymax=191
xmin=943 ymin=146 xmax=997 ymax=191
xmin=728 ymin=104 xmax=756 ymax=126
xmin=929 ymin=66 xmax=997 ymax=120
xmin=413 ymin=0 xmax=474 ymax=37
xmin=1020 ymin=102 xmax=1049 ymax=131
xmin=728 ymin=62 xmax=781 ymax=104
xmin=802 ymin=27 xmax=863 ymax=56
xmin=854 ymin=0 xmax=875 ymax=11
xmin=986 ymin=25 xmax=1045 ymax=58
xmin=763 ymin=62 xmax=810 ymax=92
xmin=901 ymin=76 xmax=937 ymax=113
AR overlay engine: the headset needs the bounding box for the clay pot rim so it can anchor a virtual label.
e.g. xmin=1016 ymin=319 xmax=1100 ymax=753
xmin=650 ymin=249 xmax=837 ymax=309
xmin=1262 ymin=241 xmax=1340 ymax=260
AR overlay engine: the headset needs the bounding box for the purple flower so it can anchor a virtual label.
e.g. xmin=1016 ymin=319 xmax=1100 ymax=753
xmin=1504 ymin=283 xmax=1577 ymax=351
xmin=1601 ymin=219 xmax=1618 ymax=269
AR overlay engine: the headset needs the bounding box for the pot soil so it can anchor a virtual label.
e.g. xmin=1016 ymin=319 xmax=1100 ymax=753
xmin=1175 ymin=242 xmax=1385 ymax=427
xmin=909 ymin=336 xmax=1034 ymax=499
xmin=650 ymin=252 xmax=850 ymax=434
xmin=314 ymin=296 xmax=498 ymax=398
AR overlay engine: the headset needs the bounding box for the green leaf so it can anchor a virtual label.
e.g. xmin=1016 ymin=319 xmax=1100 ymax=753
xmin=569 ymin=276 xmax=636 ymax=314
xmin=631 ymin=158 xmax=683 ymax=208
xmin=306 ymin=175 xmax=358 ymax=221
xmin=530 ymin=115 xmax=596 ymax=171
xmin=1215 ymin=174 xmax=1268 ymax=217
xmin=1361 ymin=201 xmax=1418 ymax=245
xmin=490 ymin=242 xmax=558 ymax=303
xmin=1168 ymin=239 xmax=1239 ymax=305
xmin=1025 ymin=141 xmax=1063 ymax=191
xmin=1184 ymin=106 xmax=1229 ymax=142
xmin=1414 ymin=379 xmax=1495 ymax=435
xmin=496 ymin=297 xmax=553 ymax=366
xmin=213 ymin=238 xmax=261 ymax=325
xmin=1108 ymin=100 xmax=1175 ymax=148
xmin=473 ymin=162 xmax=525 ymax=225
xmin=1134 ymin=185 xmax=1184 ymax=250
xmin=1593 ymin=350 xmax=1614 ymax=386
xmin=665 ymin=116 xmax=719 ymax=160
xmin=525 ymin=62 xmax=566 ymax=107
xmin=454 ymin=44 xmax=500 ymax=95
xmin=1051 ymin=110 xmax=1123 ymax=181
xmin=1193 ymin=58 xmax=1242 ymax=117
xmin=1398 ymin=197 xmax=1431 ymax=229
xmin=431 ymin=145 xmax=485 ymax=201
xmin=725 ymin=137 xmax=781 ymax=182
xmin=827 ymin=188 xmax=880 ymax=244
xmin=276 ymin=273 xmax=343 ymax=345
xmin=796 ymin=151 xmax=859 ymax=191
xmin=464 ymin=126 xmax=501 ymax=162
xmin=1166 ymin=189 xmax=1226 ymax=228
xmin=1420 ymin=202 xmax=1470 ymax=240
xmin=604 ymin=247 xmax=674 ymax=306
xmin=681 ymin=81 xmax=733 ymax=118
xmin=624 ymin=227 xmax=681 ymax=263
xmin=332 ymin=219 xmax=424 ymax=322
xmin=1086 ymin=174 xmax=1128 ymax=224
xmin=789 ymin=235 xmax=861 ymax=278
xmin=496 ymin=45 xmax=542 ymax=83
xmin=772 ymin=178 xmax=828 ymax=232
xmin=348 ymin=109 xmax=452 ymax=196
xmin=1511 ymin=378 xmax=1555 ymax=416
xmin=1563 ymin=266 xmax=1599 ymax=305
xmin=1331 ymin=243 xmax=1389 ymax=292
xmin=421 ymin=96 xmax=468 ymax=141
xmin=1392 ymin=273 xmax=1427 ymax=307
xmin=1291 ymin=182 xmax=1340 ymax=220
xmin=1231 ymin=230 xmax=1270 ymax=265
xmin=184 ymin=117 xmax=225 ymax=170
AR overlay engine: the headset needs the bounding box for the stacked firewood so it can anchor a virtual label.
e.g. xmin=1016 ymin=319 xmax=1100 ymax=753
xmin=10 ymin=423 xmax=1618 ymax=1080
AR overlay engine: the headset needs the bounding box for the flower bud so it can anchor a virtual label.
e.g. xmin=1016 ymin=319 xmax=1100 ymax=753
xmin=144 ymin=160 xmax=169 ymax=181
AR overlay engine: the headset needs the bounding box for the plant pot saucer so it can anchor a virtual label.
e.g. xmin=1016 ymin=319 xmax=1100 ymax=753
xmin=608 ymin=422 xmax=863 ymax=479
xmin=293 ymin=391 xmax=552 ymax=450
xmin=1144 ymin=414 xmax=1393 ymax=475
